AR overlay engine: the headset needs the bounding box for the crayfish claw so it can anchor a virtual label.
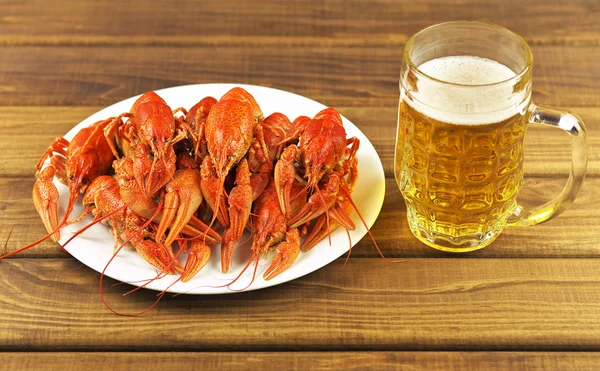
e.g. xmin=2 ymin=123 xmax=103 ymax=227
xmin=220 ymin=159 xmax=252 ymax=273
xmin=221 ymin=228 xmax=236 ymax=274
xmin=158 ymin=169 xmax=203 ymax=246
xmin=180 ymin=241 xmax=211 ymax=282
xmin=263 ymin=229 xmax=300 ymax=281
xmin=133 ymin=239 xmax=182 ymax=274
xmin=32 ymin=167 xmax=60 ymax=242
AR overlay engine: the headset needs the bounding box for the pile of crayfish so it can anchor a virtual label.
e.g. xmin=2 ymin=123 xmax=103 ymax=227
xmin=4 ymin=87 xmax=382 ymax=289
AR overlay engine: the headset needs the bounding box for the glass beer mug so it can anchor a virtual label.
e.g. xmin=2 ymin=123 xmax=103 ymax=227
xmin=395 ymin=21 xmax=588 ymax=252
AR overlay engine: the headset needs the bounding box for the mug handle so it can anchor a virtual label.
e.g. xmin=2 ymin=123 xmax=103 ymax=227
xmin=507 ymin=102 xmax=588 ymax=227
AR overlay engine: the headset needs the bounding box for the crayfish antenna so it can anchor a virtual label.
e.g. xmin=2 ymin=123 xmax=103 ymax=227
xmin=100 ymin=238 xmax=171 ymax=317
xmin=315 ymin=186 xmax=332 ymax=246
xmin=1 ymin=186 xmax=95 ymax=259
xmin=145 ymin=156 xmax=158 ymax=196
xmin=161 ymin=155 xmax=176 ymax=189
xmin=235 ymin=253 xmax=262 ymax=292
xmin=290 ymin=181 xmax=310 ymax=203
xmin=58 ymin=192 xmax=144 ymax=254
xmin=138 ymin=241 xmax=202 ymax=302
xmin=207 ymin=238 xmax=262 ymax=292
xmin=339 ymin=186 xmax=392 ymax=263
xmin=99 ymin=199 xmax=171 ymax=317
xmin=203 ymin=175 xmax=226 ymax=243
xmin=342 ymin=228 xmax=352 ymax=268
xmin=222 ymin=251 xmax=260 ymax=292
xmin=57 ymin=189 xmax=83 ymax=254
xmin=112 ymin=269 xmax=170 ymax=291
xmin=121 ymin=241 xmax=186 ymax=297
xmin=1 ymin=226 xmax=14 ymax=259
xmin=116 ymin=235 xmax=188 ymax=293
xmin=221 ymin=232 xmax=273 ymax=292
xmin=59 ymin=203 xmax=131 ymax=252
xmin=0 ymin=221 xmax=67 ymax=260
xmin=57 ymin=186 xmax=80 ymax=230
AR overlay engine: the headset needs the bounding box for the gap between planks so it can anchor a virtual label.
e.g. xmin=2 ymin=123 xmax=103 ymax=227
xmin=1 ymin=35 xmax=600 ymax=47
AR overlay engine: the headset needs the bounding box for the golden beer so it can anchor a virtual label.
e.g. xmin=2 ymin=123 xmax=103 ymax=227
xmin=395 ymin=101 xmax=527 ymax=250
xmin=396 ymin=21 xmax=588 ymax=252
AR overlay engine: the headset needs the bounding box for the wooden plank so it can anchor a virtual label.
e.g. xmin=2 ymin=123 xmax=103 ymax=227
xmin=1 ymin=258 xmax=600 ymax=351
xmin=0 ymin=0 xmax=598 ymax=46
xmin=0 ymin=46 xmax=599 ymax=108
xmin=1 ymin=352 xmax=600 ymax=371
xmin=0 ymin=107 xmax=598 ymax=178
xmin=2 ymin=176 xmax=599 ymax=259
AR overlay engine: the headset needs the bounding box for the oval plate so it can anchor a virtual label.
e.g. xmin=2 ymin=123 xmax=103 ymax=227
xmin=56 ymin=84 xmax=385 ymax=294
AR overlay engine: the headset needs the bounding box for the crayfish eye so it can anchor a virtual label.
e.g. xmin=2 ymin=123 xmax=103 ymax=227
xmin=163 ymin=138 xmax=168 ymax=144
xmin=152 ymin=138 xmax=157 ymax=143
xmin=321 ymin=165 xmax=327 ymax=171
xmin=307 ymin=162 xmax=312 ymax=167
xmin=68 ymin=175 xmax=74 ymax=181
xmin=81 ymin=178 xmax=88 ymax=185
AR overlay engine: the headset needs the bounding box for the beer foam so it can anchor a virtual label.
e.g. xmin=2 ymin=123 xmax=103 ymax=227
xmin=405 ymin=56 xmax=529 ymax=125
xmin=419 ymin=56 xmax=516 ymax=85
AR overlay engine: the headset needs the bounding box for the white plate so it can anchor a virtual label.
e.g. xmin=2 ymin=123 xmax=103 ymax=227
xmin=56 ymin=84 xmax=386 ymax=294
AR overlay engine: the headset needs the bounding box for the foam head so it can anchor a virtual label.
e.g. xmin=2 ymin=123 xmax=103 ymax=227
xmin=405 ymin=56 xmax=530 ymax=125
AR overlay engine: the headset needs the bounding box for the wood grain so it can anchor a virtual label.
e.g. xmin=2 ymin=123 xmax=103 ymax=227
xmin=1 ymin=0 xmax=599 ymax=46
xmin=0 ymin=45 xmax=599 ymax=108
xmin=1 ymin=258 xmax=600 ymax=351
xmin=2 ymin=177 xmax=599 ymax=259
xmin=1 ymin=352 xmax=600 ymax=371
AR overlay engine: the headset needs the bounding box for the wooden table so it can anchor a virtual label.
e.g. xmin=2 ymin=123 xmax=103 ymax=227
xmin=0 ymin=0 xmax=598 ymax=369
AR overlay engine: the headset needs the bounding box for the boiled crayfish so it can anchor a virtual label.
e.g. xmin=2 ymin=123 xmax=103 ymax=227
xmin=2 ymin=87 xmax=384 ymax=314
